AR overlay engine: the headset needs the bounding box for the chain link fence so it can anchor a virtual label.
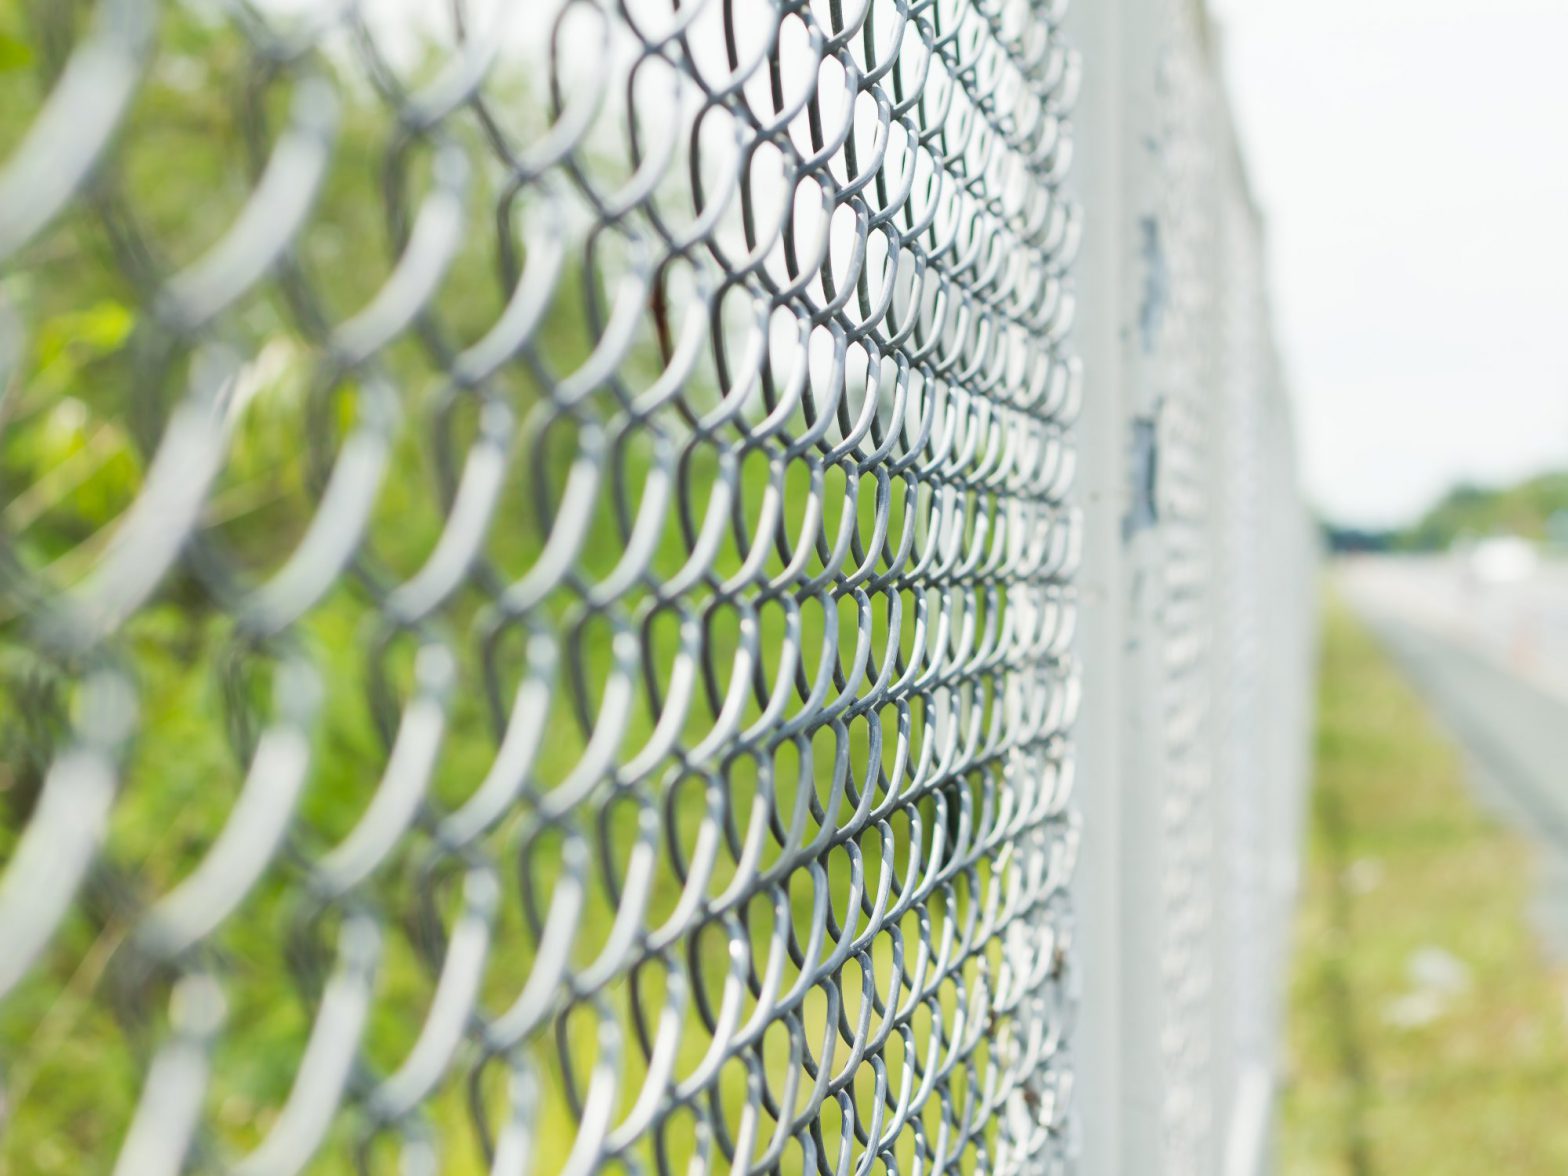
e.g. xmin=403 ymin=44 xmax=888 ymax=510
xmin=0 ymin=0 xmax=1310 ymax=1173
xmin=1 ymin=0 xmax=1082 ymax=1171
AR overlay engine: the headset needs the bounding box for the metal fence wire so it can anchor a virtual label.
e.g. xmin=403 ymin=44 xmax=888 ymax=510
xmin=0 ymin=0 xmax=1084 ymax=1172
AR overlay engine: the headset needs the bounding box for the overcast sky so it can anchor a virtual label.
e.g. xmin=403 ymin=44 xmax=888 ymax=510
xmin=1209 ymin=0 xmax=1568 ymax=526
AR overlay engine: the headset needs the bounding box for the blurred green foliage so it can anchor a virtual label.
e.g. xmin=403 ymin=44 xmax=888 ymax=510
xmin=1324 ymin=472 xmax=1568 ymax=555
xmin=1397 ymin=472 xmax=1568 ymax=552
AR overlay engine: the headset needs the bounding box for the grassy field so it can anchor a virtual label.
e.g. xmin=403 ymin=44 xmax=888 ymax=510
xmin=1279 ymin=599 xmax=1568 ymax=1173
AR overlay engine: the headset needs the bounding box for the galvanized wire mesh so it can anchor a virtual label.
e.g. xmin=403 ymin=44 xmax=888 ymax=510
xmin=0 ymin=0 xmax=1082 ymax=1172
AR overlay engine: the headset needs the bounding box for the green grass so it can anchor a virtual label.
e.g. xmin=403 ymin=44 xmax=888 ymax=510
xmin=1279 ymin=598 xmax=1568 ymax=1173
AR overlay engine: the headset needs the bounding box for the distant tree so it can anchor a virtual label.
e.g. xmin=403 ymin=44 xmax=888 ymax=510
xmin=1321 ymin=523 xmax=1397 ymax=554
xmin=1390 ymin=472 xmax=1568 ymax=551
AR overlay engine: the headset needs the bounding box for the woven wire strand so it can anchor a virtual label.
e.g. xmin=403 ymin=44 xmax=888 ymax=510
xmin=0 ymin=0 xmax=1081 ymax=1171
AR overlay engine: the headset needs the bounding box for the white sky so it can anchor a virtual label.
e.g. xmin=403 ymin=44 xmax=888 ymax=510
xmin=1210 ymin=0 xmax=1568 ymax=526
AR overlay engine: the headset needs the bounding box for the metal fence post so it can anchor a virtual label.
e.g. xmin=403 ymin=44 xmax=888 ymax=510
xmin=1065 ymin=0 xmax=1130 ymax=1171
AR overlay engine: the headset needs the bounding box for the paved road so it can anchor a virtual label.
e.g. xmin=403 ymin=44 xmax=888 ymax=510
xmin=1340 ymin=557 xmax=1568 ymax=955
xmin=1340 ymin=554 xmax=1568 ymax=702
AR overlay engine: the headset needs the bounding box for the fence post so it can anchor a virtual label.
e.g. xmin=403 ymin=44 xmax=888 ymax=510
xmin=1065 ymin=0 xmax=1129 ymax=1170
